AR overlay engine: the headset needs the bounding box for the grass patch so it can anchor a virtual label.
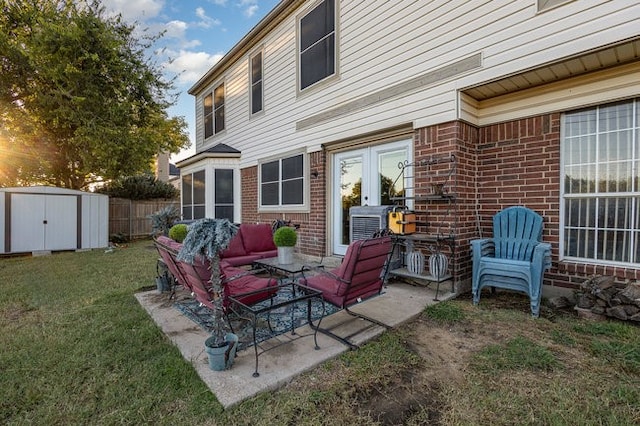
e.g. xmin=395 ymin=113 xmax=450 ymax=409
xmin=2 ymin=244 xmax=639 ymax=425
xmin=471 ymin=336 xmax=559 ymax=373
xmin=0 ymin=242 xmax=222 ymax=424
xmin=423 ymin=301 xmax=465 ymax=323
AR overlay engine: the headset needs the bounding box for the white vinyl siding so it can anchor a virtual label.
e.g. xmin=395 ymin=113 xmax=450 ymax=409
xmin=193 ymin=0 xmax=639 ymax=168
xmin=537 ymin=0 xmax=575 ymax=12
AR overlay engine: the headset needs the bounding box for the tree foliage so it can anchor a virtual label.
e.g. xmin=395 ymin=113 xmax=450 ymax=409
xmin=96 ymin=174 xmax=179 ymax=200
xmin=0 ymin=0 xmax=189 ymax=189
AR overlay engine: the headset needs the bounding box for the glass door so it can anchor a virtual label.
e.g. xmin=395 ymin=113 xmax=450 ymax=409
xmin=332 ymin=140 xmax=411 ymax=255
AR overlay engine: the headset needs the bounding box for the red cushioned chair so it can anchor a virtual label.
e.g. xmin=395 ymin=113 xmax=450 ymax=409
xmin=299 ymin=236 xmax=392 ymax=349
xmin=154 ymin=236 xmax=193 ymax=295
xmin=155 ymin=236 xmax=277 ymax=311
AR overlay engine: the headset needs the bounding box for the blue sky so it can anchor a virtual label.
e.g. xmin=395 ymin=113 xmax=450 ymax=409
xmin=102 ymin=0 xmax=281 ymax=162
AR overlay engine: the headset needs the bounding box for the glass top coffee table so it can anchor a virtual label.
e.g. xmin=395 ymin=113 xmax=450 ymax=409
xmin=253 ymin=256 xmax=323 ymax=283
xmin=227 ymin=281 xmax=325 ymax=377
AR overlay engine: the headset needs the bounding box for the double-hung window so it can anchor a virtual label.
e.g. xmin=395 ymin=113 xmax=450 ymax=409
xmin=250 ymin=51 xmax=263 ymax=115
xmin=561 ymin=98 xmax=640 ymax=265
xmin=299 ymin=0 xmax=336 ymax=91
xmin=260 ymin=153 xmax=305 ymax=208
xmin=182 ymin=170 xmax=205 ymax=220
xmin=203 ymin=82 xmax=225 ymax=139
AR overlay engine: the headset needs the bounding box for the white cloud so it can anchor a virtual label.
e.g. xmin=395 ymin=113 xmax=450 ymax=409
xmin=243 ymin=5 xmax=259 ymax=18
xmin=235 ymin=0 xmax=260 ymax=18
xmin=208 ymin=0 xmax=228 ymax=5
xmin=195 ymin=7 xmax=222 ymax=29
xmin=101 ymin=0 xmax=164 ymax=22
xmin=164 ymin=50 xmax=224 ymax=85
xmin=164 ymin=20 xmax=187 ymax=39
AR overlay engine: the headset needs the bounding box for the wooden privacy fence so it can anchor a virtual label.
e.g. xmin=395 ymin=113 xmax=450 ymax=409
xmin=109 ymin=198 xmax=178 ymax=240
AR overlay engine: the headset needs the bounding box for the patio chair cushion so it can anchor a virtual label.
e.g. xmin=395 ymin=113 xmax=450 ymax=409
xmin=218 ymin=223 xmax=277 ymax=266
xmin=239 ymin=223 xmax=277 ymax=255
xmin=219 ymin=230 xmax=246 ymax=258
xmin=220 ymin=261 xmax=278 ymax=307
xmin=301 ymin=236 xmax=391 ymax=308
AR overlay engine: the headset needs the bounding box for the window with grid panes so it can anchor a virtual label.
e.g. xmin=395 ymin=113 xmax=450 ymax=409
xmin=250 ymin=51 xmax=263 ymax=114
xmin=214 ymin=83 xmax=225 ymax=133
xmin=260 ymin=154 xmax=304 ymax=207
xmin=562 ymin=99 xmax=640 ymax=265
xmin=299 ymin=0 xmax=335 ymax=91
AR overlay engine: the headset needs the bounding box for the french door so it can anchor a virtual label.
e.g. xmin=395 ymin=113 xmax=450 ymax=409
xmin=332 ymin=140 xmax=412 ymax=255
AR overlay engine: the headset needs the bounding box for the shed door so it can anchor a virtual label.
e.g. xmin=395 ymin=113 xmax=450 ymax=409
xmin=11 ymin=194 xmax=77 ymax=252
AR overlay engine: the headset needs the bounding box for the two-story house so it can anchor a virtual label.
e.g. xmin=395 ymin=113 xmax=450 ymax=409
xmin=178 ymin=0 xmax=640 ymax=294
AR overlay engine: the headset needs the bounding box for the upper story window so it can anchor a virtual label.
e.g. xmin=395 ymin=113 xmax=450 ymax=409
xmin=299 ymin=0 xmax=336 ymax=91
xmin=204 ymin=82 xmax=225 ymax=139
xmin=214 ymin=83 xmax=225 ymax=134
xmin=250 ymin=51 xmax=263 ymax=115
xmin=260 ymin=153 xmax=305 ymax=209
xmin=561 ymin=98 xmax=640 ymax=265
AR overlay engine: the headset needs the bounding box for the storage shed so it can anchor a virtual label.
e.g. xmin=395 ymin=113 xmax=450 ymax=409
xmin=0 ymin=186 xmax=109 ymax=254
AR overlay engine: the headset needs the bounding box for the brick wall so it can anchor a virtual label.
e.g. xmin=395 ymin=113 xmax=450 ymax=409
xmin=413 ymin=121 xmax=478 ymax=290
xmin=239 ymin=151 xmax=326 ymax=258
xmin=235 ymin=113 xmax=638 ymax=289
xmin=477 ymin=114 xmax=639 ymax=286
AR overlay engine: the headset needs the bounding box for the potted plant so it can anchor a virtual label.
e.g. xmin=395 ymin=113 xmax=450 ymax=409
xmin=273 ymin=226 xmax=297 ymax=265
xmin=177 ymin=218 xmax=239 ymax=370
xmin=149 ymin=205 xmax=180 ymax=237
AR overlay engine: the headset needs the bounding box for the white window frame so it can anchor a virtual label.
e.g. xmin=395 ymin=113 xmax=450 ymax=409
xmin=297 ymin=0 xmax=338 ymax=93
xmin=560 ymin=98 xmax=640 ymax=266
xmin=181 ymin=169 xmax=206 ymax=220
xmin=258 ymin=151 xmax=309 ymax=213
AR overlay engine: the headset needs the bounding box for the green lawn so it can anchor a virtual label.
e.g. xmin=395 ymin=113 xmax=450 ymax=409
xmin=1 ymin=240 xmax=639 ymax=425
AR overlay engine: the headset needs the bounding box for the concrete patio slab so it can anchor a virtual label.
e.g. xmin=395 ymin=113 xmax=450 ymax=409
xmin=135 ymin=281 xmax=455 ymax=408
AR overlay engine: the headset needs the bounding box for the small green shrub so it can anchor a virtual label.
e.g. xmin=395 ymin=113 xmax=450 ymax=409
xmin=273 ymin=226 xmax=297 ymax=247
xmin=168 ymin=224 xmax=188 ymax=243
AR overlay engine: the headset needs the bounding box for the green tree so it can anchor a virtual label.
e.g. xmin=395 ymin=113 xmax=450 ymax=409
xmin=0 ymin=0 xmax=189 ymax=189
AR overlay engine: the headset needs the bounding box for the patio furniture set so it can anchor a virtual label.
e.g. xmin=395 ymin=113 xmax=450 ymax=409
xmin=154 ymin=224 xmax=392 ymax=377
xmin=153 ymin=204 xmax=550 ymax=375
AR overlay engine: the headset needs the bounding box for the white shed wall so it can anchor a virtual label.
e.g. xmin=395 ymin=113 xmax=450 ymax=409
xmin=0 ymin=187 xmax=108 ymax=254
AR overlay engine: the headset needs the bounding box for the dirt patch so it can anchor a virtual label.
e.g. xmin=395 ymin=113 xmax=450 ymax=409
xmin=357 ymin=369 xmax=442 ymax=425
xmin=302 ymin=292 xmax=575 ymax=425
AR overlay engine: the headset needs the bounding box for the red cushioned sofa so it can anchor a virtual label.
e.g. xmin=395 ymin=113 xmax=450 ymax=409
xmin=154 ymin=235 xmax=277 ymax=310
xmin=219 ymin=223 xmax=277 ymax=266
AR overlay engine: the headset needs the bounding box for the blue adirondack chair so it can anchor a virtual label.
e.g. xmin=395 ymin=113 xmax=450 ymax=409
xmin=471 ymin=206 xmax=552 ymax=317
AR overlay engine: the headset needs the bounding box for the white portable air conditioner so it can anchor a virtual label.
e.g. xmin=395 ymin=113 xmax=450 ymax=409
xmin=349 ymin=206 xmax=392 ymax=242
